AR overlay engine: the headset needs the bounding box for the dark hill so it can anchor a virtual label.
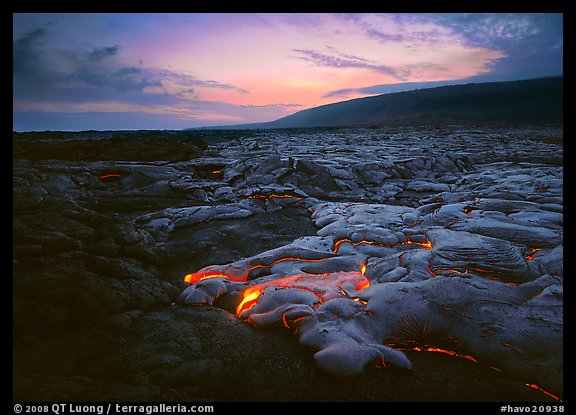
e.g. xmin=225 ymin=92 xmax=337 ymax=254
xmin=199 ymin=76 xmax=562 ymax=129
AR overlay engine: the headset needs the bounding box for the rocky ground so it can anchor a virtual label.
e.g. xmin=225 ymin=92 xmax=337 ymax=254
xmin=13 ymin=125 xmax=563 ymax=402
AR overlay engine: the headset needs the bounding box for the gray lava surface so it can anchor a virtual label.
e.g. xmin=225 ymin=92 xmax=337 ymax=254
xmin=13 ymin=125 xmax=563 ymax=402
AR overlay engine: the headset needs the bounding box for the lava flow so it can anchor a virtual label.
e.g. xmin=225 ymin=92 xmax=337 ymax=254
xmin=332 ymin=234 xmax=432 ymax=254
xmin=392 ymin=343 xmax=562 ymax=401
xmin=525 ymin=247 xmax=542 ymax=261
xmin=184 ymin=272 xmax=228 ymax=284
xmin=179 ymin=231 xmax=561 ymax=400
xmin=235 ymin=269 xmax=370 ymax=318
xmin=182 ymin=253 xmax=371 ymax=321
xmin=236 ymin=287 xmax=263 ymax=315
xmin=183 ymin=256 xmax=332 ymax=285
xmin=462 ymin=205 xmax=475 ymax=216
xmin=99 ymin=173 xmax=122 ymax=180
xmin=525 ymin=383 xmax=563 ymax=402
xmin=408 ymin=345 xmax=478 ymax=363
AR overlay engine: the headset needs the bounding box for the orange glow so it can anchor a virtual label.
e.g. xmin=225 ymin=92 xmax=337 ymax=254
xmin=355 ymin=277 xmax=370 ymax=291
xmin=409 ymin=345 xmax=478 ymax=363
xmin=183 ymin=256 xmax=333 ymax=285
xmin=236 ymin=287 xmax=263 ymax=315
xmin=234 ymin=271 xmax=370 ymax=318
xmin=525 ymin=248 xmax=542 ymax=261
xmin=99 ymin=174 xmax=121 ymax=179
xmin=403 ymin=234 xmax=433 ymax=250
xmin=427 ymin=261 xmax=438 ymax=277
xmin=352 ymin=297 xmax=367 ymax=306
xmin=434 ymin=268 xmax=469 ymax=275
xmin=332 ymin=238 xmax=357 ymax=253
xmin=245 ymin=256 xmax=332 ymax=279
xmin=360 ymin=263 xmax=367 ymax=276
xmin=463 ymin=206 xmax=475 ymax=216
xmin=184 ymin=272 xmax=229 ymax=284
xmin=332 ymin=236 xmax=432 ymax=254
xmin=525 ymin=383 xmax=563 ymax=402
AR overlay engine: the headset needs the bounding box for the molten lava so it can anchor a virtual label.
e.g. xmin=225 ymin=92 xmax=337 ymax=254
xmin=525 ymin=247 xmax=542 ymax=261
xmin=332 ymin=235 xmax=432 ymax=254
xmin=99 ymin=173 xmax=122 ymax=180
xmin=184 ymin=272 xmax=229 ymax=284
xmin=525 ymin=383 xmax=563 ymax=402
xmin=409 ymin=345 xmax=478 ymax=363
xmin=463 ymin=206 xmax=475 ymax=216
xmin=393 ymin=342 xmax=563 ymax=401
xmin=403 ymin=234 xmax=433 ymax=250
xmin=183 ymin=256 xmax=371 ymax=322
xmin=180 ymin=251 xmax=562 ymax=401
xmin=235 ymin=269 xmax=370 ymax=318
xmin=236 ymin=287 xmax=262 ymax=315
xmin=183 ymin=256 xmax=332 ymax=285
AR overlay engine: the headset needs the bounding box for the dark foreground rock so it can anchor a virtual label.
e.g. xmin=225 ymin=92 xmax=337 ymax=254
xmin=13 ymin=126 xmax=563 ymax=402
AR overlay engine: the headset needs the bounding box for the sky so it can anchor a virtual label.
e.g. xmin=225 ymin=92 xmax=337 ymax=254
xmin=13 ymin=13 xmax=563 ymax=131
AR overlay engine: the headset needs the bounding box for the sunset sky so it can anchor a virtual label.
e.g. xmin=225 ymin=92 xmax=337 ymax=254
xmin=13 ymin=13 xmax=563 ymax=131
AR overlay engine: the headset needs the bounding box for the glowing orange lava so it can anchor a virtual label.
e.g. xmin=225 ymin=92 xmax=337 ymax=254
xmin=236 ymin=287 xmax=263 ymax=315
xmin=183 ymin=258 xmax=370 ymax=322
xmin=99 ymin=173 xmax=122 ymax=179
xmin=525 ymin=248 xmax=542 ymax=261
xmin=183 ymin=256 xmax=332 ymax=285
xmin=525 ymin=383 xmax=563 ymax=402
xmin=403 ymin=235 xmax=433 ymax=250
xmin=332 ymin=235 xmax=432 ymax=254
xmin=233 ymin=265 xmax=371 ymax=319
xmin=408 ymin=345 xmax=479 ymax=363
xmin=182 ymin=257 xmax=562 ymax=401
xmin=393 ymin=342 xmax=562 ymax=401
xmin=433 ymin=268 xmax=469 ymax=276
xmin=184 ymin=272 xmax=229 ymax=284
xmin=463 ymin=206 xmax=475 ymax=216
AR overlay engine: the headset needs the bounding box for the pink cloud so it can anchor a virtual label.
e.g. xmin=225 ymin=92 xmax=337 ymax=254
xmin=14 ymin=13 xmax=529 ymax=129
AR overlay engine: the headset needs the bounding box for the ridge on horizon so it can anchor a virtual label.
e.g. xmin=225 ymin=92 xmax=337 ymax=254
xmin=192 ymin=76 xmax=563 ymax=130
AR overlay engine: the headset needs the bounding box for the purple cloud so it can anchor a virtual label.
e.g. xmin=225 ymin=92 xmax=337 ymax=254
xmin=293 ymin=48 xmax=404 ymax=80
xmin=153 ymin=69 xmax=249 ymax=94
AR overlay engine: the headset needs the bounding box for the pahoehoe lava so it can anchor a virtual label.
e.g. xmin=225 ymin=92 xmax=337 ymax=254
xmin=13 ymin=125 xmax=563 ymax=401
